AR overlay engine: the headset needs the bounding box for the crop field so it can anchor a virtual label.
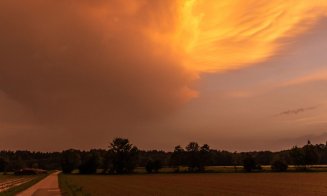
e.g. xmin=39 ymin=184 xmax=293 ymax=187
xmin=0 ymin=175 xmax=37 ymax=193
xmin=60 ymin=172 xmax=327 ymax=196
xmin=0 ymin=174 xmax=48 ymax=195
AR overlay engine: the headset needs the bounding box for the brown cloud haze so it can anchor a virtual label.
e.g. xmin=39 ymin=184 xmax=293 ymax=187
xmin=0 ymin=1 xmax=198 ymax=149
xmin=0 ymin=1 xmax=327 ymax=151
xmin=0 ymin=2 xmax=197 ymax=121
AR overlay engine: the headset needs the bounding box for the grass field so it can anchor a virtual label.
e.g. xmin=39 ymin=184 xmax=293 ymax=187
xmin=60 ymin=172 xmax=327 ymax=196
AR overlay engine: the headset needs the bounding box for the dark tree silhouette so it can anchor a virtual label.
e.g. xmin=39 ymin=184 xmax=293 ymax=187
xmin=170 ymin=145 xmax=185 ymax=172
xmin=0 ymin=157 xmax=9 ymax=172
xmin=243 ymin=154 xmax=258 ymax=172
xmin=106 ymin=138 xmax=139 ymax=174
xmin=2 ymin=138 xmax=327 ymax=175
xmin=145 ymin=160 xmax=162 ymax=173
xmin=290 ymin=146 xmax=305 ymax=167
xmin=170 ymin=143 xmax=211 ymax=172
xmin=271 ymin=159 xmax=288 ymax=172
xmin=185 ymin=142 xmax=201 ymax=172
xmin=303 ymin=140 xmax=318 ymax=167
xmin=145 ymin=160 xmax=154 ymax=173
xmin=152 ymin=160 xmax=162 ymax=172
xmin=199 ymin=144 xmax=211 ymax=171
xmin=79 ymin=151 xmax=101 ymax=174
xmin=290 ymin=141 xmax=318 ymax=170
xmin=61 ymin=149 xmax=81 ymax=174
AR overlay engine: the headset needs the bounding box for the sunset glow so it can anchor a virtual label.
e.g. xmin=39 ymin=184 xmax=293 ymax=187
xmin=163 ymin=0 xmax=327 ymax=72
xmin=0 ymin=0 xmax=327 ymax=151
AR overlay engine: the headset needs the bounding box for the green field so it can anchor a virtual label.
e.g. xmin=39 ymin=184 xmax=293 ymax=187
xmin=60 ymin=172 xmax=327 ymax=196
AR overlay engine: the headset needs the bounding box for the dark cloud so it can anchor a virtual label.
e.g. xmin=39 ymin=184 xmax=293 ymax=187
xmin=276 ymin=105 xmax=319 ymax=116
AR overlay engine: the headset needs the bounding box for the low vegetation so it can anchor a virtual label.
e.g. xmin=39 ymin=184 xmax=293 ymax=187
xmin=59 ymin=173 xmax=327 ymax=196
xmin=0 ymin=138 xmax=325 ymax=175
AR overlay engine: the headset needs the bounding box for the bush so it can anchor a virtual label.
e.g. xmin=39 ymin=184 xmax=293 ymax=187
xmin=271 ymin=160 xmax=288 ymax=172
xmin=243 ymin=155 xmax=260 ymax=172
xmin=145 ymin=160 xmax=162 ymax=173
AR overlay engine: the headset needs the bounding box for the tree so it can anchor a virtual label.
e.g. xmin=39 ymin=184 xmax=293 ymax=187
xmin=199 ymin=144 xmax=211 ymax=171
xmin=184 ymin=142 xmax=210 ymax=172
xmin=290 ymin=146 xmax=305 ymax=167
xmin=0 ymin=157 xmax=9 ymax=172
xmin=106 ymin=138 xmax=139 ymax=174
xmin=79 ymin=152 xmax=101 ymax=174
xmin=303 ymin=140 xmax=318 ymax=167
xmin=243 ymin=154 xmax=258 ymax=172
xmin=290 ymin=141 xmax=319 ymax=170
xmin=185 ymin=142 xmax=201 ymax=172
xmin=61 ymin=149 xmax=81 ymax=174
xmin=169 ymin=145 xmax=185 ymax=172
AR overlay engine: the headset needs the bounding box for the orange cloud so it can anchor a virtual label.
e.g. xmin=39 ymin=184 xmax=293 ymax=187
xmin=152 ymin=0 xmax=327 ymax=72
xmin=279 ymin=70 xmax=327 ymax=87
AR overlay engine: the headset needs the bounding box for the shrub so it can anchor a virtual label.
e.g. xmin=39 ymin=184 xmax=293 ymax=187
xmin=243 ymin=155 xmax=260 ymax=172
xmin=145 ymin=160 xmax=162 ymax=173
xmin=271 ymin=160 xmax=288 ymax=172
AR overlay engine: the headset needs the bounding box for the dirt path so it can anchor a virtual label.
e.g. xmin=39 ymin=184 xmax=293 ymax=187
xmin=17 ymin=171 xmax=61 ymax=196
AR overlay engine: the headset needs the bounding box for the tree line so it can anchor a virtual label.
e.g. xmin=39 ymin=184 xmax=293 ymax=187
xmin=0 ymin=138 xmax=326 ymax=174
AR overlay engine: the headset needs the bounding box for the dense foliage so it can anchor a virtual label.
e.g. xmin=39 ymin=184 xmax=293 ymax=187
xmin=0 ymin=140 xmax=325 ymax=173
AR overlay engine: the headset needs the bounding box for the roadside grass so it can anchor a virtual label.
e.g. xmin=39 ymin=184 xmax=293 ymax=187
xmin=59 ymin=173 xmax=90 ymax=196
xmin=0 ymin=174 xmax=48 ymax=196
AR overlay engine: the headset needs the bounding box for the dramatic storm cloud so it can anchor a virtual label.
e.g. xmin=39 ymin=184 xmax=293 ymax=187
xmin=0 ymin=1 xmax=197 ymax=126
xmin=0 ymin=0 xmax=327 ymax=150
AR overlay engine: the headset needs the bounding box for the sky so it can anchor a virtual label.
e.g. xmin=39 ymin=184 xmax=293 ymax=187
xmin=0 ymin=0 xmax=327 ymax=151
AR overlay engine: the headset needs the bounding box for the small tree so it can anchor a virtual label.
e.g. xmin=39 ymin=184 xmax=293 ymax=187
xmin=61 ymin=149 xmax=81 ymax=174
xmin=106 ymin=138 xmax=139 ymax=174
